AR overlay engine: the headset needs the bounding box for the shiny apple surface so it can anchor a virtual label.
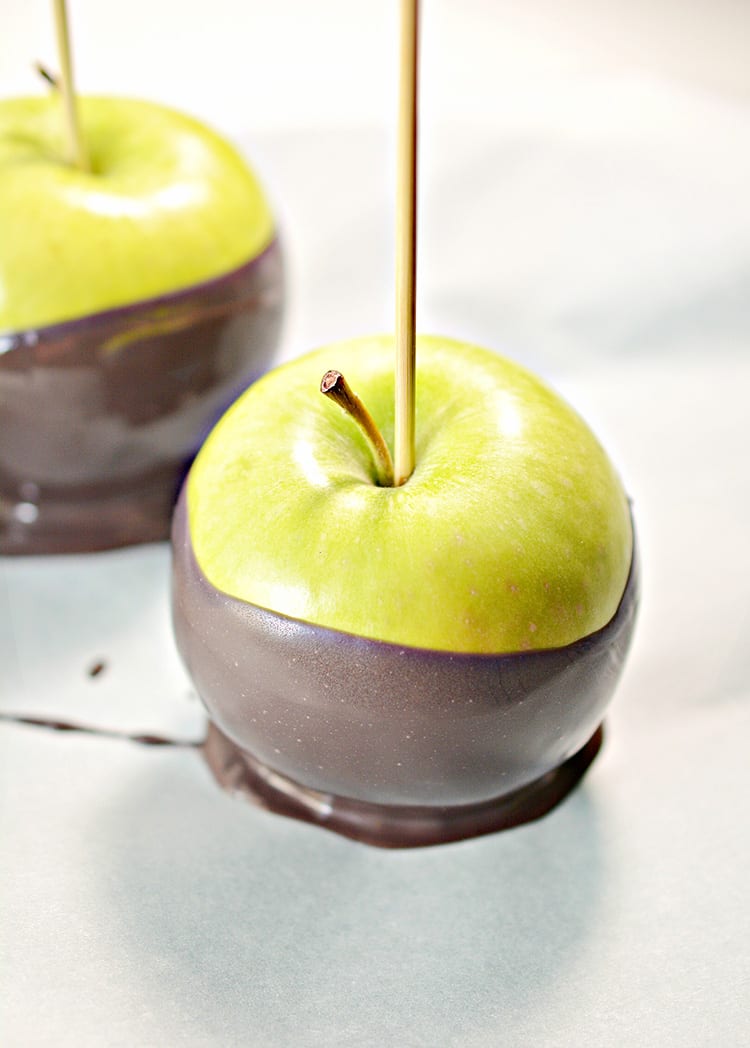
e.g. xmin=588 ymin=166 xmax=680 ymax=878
xmin=187 ymin=337 xmax=633 ymax=653
xmin=172 ymin=492 xmax=638 ymax=847
xmin=0 ymin=97 xmax=275 ymax=332
xmin=0 ymin=241 xmax=283 ymax=554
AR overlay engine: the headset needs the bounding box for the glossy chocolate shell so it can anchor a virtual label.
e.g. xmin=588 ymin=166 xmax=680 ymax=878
xmin=0 ymin=238 xmax=283 ymax=554
xmin=172 ymin=491 xmax=638 ymax=847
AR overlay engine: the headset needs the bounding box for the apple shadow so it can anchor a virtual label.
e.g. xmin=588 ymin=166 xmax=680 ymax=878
xmin=92 ymin=747 xmax=607 ymax=1046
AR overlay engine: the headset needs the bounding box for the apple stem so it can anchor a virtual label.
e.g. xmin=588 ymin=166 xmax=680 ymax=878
xmin=394 ymin=0 xmax=419 ymax=487
xmin=52 ymin=0 xmax=89 ymax=172
xmin=320 ymin=370 xmax=395 ymax=487
xmin=34 ymin=62 xmax=59 ymax=89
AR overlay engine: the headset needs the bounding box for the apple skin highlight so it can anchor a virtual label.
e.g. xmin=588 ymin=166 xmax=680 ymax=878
xmin=186 ymin=337 xmax=633 ymax=654
xmin=0 ymin=97 xmax=276 ymax=332
xmin=0 ymin=97 xmax=284 ymax=554
xmin=173 ymin=337 xmax=639 ymax=847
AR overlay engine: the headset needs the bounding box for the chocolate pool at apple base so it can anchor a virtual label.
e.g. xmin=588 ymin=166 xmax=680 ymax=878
xmin=172 ymin=491 xmax=639 ymax=848
xmin=0 ymin=239 xmax=283 ymax=554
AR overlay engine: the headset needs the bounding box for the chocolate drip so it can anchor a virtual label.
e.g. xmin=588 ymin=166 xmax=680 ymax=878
xmin=0 ymin=711 xmax=203 ymax=749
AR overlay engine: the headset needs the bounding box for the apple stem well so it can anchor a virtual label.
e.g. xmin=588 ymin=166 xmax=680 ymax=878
xmin=320 ymin=370 xmax=395 ymax=487
xmin=52 ymin=0 xmax=89 ymax=172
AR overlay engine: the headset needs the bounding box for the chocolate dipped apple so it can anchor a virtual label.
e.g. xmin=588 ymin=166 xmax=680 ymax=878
xmin=0 ymin=21 xmax=283 ymax=554
xmin=172 ymin=0 xmax=638 ymax=847
xmin=172 ymin=336 xmax=638 ymax=847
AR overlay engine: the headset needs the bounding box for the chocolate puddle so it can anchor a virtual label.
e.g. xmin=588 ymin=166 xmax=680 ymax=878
xmin=203 ymin=720 xmax=605 ymax=848
xmin=1 ymin=706 xmax=603 ymax=847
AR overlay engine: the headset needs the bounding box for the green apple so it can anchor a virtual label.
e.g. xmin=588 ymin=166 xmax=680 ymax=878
xmin=0 ymin=95 xmax=274 ymax=331
xmin=0 ymin=93 xmax=283 ymax=555
xmin=187 ymin=335 xmax=632 ymax=654
xmin=175 ymin=333 xmax=637 ymax=841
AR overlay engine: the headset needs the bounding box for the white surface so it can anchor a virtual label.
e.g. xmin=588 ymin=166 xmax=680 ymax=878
xmin=3 ymin=0 xmax=750 ymax=130
xmin=3 ymin=3 xmax=750 ymax=1045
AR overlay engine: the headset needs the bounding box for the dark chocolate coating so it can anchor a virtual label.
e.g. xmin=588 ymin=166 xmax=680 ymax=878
xmin=172 ymin=491 xmax=638 ymax=845
xmin=0 ymin=239 xmax=283 ymax=555
xmin=202 ymin=719 xmax=604 ymax=848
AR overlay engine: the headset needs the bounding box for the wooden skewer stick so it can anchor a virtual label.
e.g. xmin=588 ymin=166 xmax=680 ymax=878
xmin=394 ymin=0 xmax=419 ymax=486
xmin=52 ymin=0 xmax=89 ymax=171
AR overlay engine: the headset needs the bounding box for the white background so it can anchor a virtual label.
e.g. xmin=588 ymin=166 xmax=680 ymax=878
xmin=2 ymin=3 xmax=750 ymax=1046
